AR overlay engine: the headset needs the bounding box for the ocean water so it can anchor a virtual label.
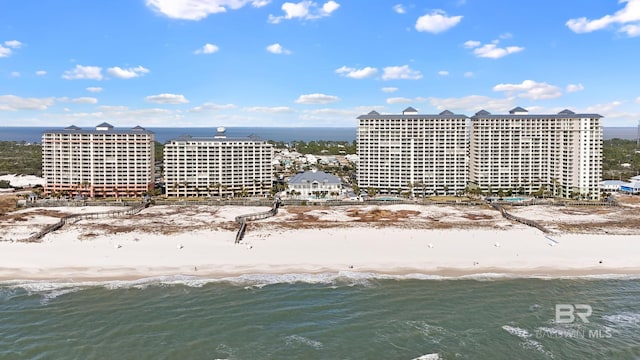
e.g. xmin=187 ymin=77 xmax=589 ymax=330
xmin=1 ymin=274 xmax=639 ymax=359
xmin=0 ymin=126 xmax=637 ymax=144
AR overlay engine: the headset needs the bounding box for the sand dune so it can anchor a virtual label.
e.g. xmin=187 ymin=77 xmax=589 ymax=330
xmin=0 ymin=204 xmax=638 ymax=281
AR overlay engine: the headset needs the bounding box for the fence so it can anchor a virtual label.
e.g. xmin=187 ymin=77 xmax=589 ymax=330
xmin=24 ymin=202 xmax=149 ymax=242
xmin=234 ymin=198 xmax=281 ymax=244
xmin=489 ymin=202 xmax=550 ymax=233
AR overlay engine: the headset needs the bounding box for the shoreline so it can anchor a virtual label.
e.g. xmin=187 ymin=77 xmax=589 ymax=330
xmin=3 ymin=267 xmax=640 ymax=284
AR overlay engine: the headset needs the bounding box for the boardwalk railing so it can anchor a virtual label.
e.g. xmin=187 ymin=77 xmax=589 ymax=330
xmin=234 ymin=198 xmax=281 ymax=244
xmin=25 ymin=202 xmax=149 ymax=242
xmin=489 ymin=202 xmax=549 ymax=233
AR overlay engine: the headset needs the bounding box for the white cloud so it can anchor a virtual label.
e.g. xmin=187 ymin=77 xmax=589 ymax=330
xmin=474 ymin=44 xmax=525 ymax=58
xmin=72 ymin=97 xmax=98 ymax=104
xmin=304 ymin=108 xmax=358 ymax=117
xmin=4 ymin=40 xmax=21 ymax=48
xmin=393 ymin=4 xmax=406 ymax=14
xmin=386 ymin=97 xmax=414 ymax=104
xmin=321 ymin=0 xmax=339 ymax=15
xmin=463 ymin=40 xmax=481 ymax=48
xmin=146 ymin=0 xmax=269 ymax=20
xmin=493 ymin=80 xmax=562 ymax=100
xmin=0 ymin=95 xmax=55 ymax=111
xmin=10 ymin=71 xmax=20 ymax=78
xmin=427 ymin=95 xmax=515 ymax=113
xmin=636 ymin=96 xmax=640 ymax=104
xmin=381 ymin=87 xmax=398 ymax=93
xmin=465 ymin=39 xmax=524 ymax=59
xmin=107 ymin=66 xmax=150 ymax=79
xmin=620 ymin=23 xmax=640 ymax=36
xmin=194 ymin=43 xmax=219 ymax=54
xmin=566 ymin=0 xmax=640 ymax=37
xmin=35 ymin=70 xmax=47 ymax=76
xmin=98 ymin=105 xmax=129 ymax=111
xmin=438 ymin=70 xmax=449 ymax=76
xmin=566 ymin=83 xmax=584 ymax=93
xmin=335 ymin=66 xmax=378 ymax=79
xmin=295 ymin=93 xmax=340 ymax=104
xmin=245 ymin=106 xmax=295 ymax=113
xmin=145 ymin=93 xmax=189 ymax=104
xmin=415 ymin=10 xmax=462 ymax=33
xmin=0 ymin=45 xmax=11 ymax=58
xmin=65 ymin=107 xmax=178 ymax=125
xmin=382 ymin=65 xmax=422 ymax=80
xmin=499 ymin=32 xmax=513 ymax=39
xmin=266 ymin=43 xmax=292 ymax=54
xmin=190 ymin=102 xmax=236 ymax=112
xmin=0 ymin=40 xmax=22 ymax=58
xmin=464 ymin=71 xmax=474 ymax=78
xmin=62 ymin=65 xmax=103 ymax=80
xmin=268 ymin=0 xmax=340 ymax=24
xmin=58 ymin=97 xmax=99 ymax=104
xmin=583 ymin=101 xmax=624 ymax=114
xmin=86 ymin=87 xmax=103 ymax=93
xmin=281 ymin=1 xmax=310 ymax=18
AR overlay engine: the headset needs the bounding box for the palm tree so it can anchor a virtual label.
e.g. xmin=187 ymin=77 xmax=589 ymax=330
xmin=551 ymin=177 xmax=561 ymax=198
xmin=407 ymin=181 xmax=414 ymax=198
xmin=182 ymin=181 xmax=190 ymax=198
xmin=211 ymin=182 xmax=220 ymax=198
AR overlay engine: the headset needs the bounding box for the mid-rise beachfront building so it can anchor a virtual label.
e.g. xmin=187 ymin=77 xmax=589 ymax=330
xmin=163 ymin=127 xmax=273 ymax=197
xmin=287 ymin=169 xmax=342 ymax=199
xmin=469 ymin=107 xmax=602 ymax=199
xmin=42 ymin=123 xmax=155 ymax=198
xmin=356 ymin=107 xmax=468 ymax=196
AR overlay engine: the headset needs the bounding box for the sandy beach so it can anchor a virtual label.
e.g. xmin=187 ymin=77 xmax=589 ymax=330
xmin=1 ymin=203 xmax=639 ymax=281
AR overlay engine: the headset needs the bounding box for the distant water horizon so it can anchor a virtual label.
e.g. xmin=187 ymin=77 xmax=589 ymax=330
xmin=0 ymin=126 xmax=357 ymax=144
xmin=0 ymin=126 xmax=637 ymax=144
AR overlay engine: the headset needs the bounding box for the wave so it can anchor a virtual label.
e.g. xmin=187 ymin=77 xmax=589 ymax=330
xmin=603 ymin=312 xmax=640 ymax=328
xmin=2 ymin=271 xmax=640 ymax=297
xmin=411 ymin=354 xmax=441 ymax=360
xmin=502 ymin=325 xmax=554 ymax=358
xmin=284 ymin=334 xmax=324 ymax=350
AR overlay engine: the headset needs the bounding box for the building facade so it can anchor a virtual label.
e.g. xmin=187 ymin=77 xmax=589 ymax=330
xmin=357 ymin=107 xmax=468 ymax=196
xmin=163 ymin=127 xmax=273 ymax=197
xmin=287 ymin=170 xmax=342 ymax=199
xmin=469 ymin=107 xmax=602 ymax=199
xmin=42 ymin=123 xmax=155 ymax=198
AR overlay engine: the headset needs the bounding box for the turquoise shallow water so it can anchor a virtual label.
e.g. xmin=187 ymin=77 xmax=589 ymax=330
xmin=1 ymin=275 xmax=639 ymax=359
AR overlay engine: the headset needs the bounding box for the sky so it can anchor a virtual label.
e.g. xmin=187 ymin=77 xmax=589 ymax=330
xmin=0 ymin=0 xmax=639 ymax=128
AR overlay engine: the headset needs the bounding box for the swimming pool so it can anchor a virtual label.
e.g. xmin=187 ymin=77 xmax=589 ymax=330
xmin=503 ymin=197 xmax=527 ymax=202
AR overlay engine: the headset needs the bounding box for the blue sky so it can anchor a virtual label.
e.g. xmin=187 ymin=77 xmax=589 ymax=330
xmin=1 ymin=0 xmax=639 ymax=127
